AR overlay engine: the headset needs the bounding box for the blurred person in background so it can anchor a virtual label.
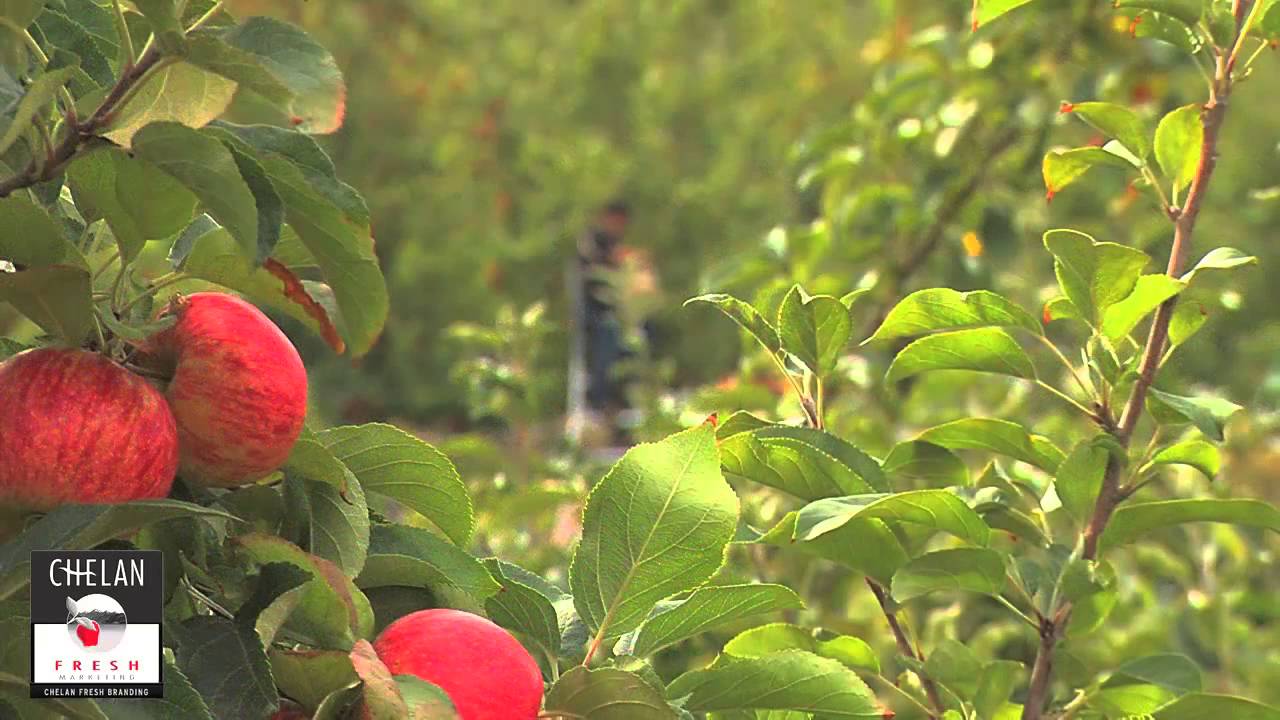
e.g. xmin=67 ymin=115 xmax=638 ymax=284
xmin=566 ymin=201 xmax=661 ymax=452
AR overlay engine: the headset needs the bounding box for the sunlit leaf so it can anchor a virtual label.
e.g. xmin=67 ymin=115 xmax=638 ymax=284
xmin=885 ymin=327 xmax=1035 ymax=383
xmin=1100 ymin=499 xmax=1280 ymax=552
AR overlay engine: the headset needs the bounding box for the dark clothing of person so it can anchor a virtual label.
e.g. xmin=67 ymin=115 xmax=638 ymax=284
xmin=577 ymin=227 xmax=631 ymax=412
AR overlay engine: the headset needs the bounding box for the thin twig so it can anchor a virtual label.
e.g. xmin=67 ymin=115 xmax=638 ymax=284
xmin=867 ymin=578 xmax=946 ymax=719
xmin=0 ymin=45 xmax=164 ymax=199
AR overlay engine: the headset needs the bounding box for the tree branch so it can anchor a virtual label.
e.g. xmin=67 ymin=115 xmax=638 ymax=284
xmin=1020 ymin=6 xmax=1251 ymax=718
xmin=867 ymin=578 xmax=947 ymax=719
xmin=0 ymin=46 xmax=163 ymax=199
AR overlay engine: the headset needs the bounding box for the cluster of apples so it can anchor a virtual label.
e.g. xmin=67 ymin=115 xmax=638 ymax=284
xmin=0 ymin=292 xmax=309 ymax=509
xmin=1 ymin=293 xmax=546 ymax=719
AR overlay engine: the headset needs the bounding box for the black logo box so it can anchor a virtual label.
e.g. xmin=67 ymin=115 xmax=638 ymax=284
xmin=28 ymin=551 xmax=165 ymax=700
xmin=29 ymin=550 xmax=163 ymax=624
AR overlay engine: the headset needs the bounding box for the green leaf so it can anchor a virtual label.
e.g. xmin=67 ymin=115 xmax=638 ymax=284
xmin=317 ymin=423 xmax=473 ymax=545
xmin=1147 ymin=440 xmax=1220 ymax=480
xmin=716 ymin=410 xmax=773 ymax=439
xmin=185 ymin=32 xmax=295 ymax=107
xmin=349 ymin=639 xmax=409 ymax=720
xmin=624 ymin=584 xmax=804 ymax=657
xmin=569 ymin=425 xmax=738 ymax=642
xmin=1042 ymin=296 xmax=1083 ymax=324
xmin=1102 ymin=274 xmax=1186 ymax=341
xmin=885 ymin=327 xmax=1035 ymax=383
xmin=268 ymin=649 xmax=358 ymax=715
xmin=1065 ymin=101 xmax=1152 ymax=160
xmin=222 ymin=141 xmax=285 ymax=260
xmin=173 ymin=225 xmax=344 ymax=348
xmin=284 ymin=427 xmax=351 ymax=492
xmin=284 ymin=472 xmax=370 ymax=578
xmin=1093 ymin=684 xmax=1174 ymax=717
xmin=1131 ymin=7 xmax=1203 ymax=49
xmin=979 ymin=504 xmax=1049 ymax=546
xmin=1110 ymin=654 xmax=1202 ymax=694
xmin=545 ymin=666 xmax=677 ymax=720
xmin=209 ymin=123 xmax=369 ymax=226
xmin=0 ymin=0 xmax=47 ymax=28
xmin=98 ymin=63 xmax=237 ymax=146
xmin=1180 ymin=246 xmax=1259 ymax=284
xmin=131 ymin=122 xmax=260 ymax=261
xmin=668 ymin=650 xmax=881 ymax=717
xmin=0 ymin=499 xmax=235 ymax=600
xmin=795 ymin=489 xmax=990 ymax=546
xmin=0 ymin=194 xmax=87 ymax=268
xmin=719 ymin=426 xmax=888 ymax=500
xmin=0 ymin=338 xmax=29 ymax=359
xmin=1155 ymin=105 xmax=1203 ymax=193
xmin=777 ymin=285 xmax=852 ymax=376
xmin=357 ymin=524 xmax=500 ymax=601
xmin=1154 ymin=694 xmax=1280 ymax=720
xmin=744 ymin=512 xmax=908 ymax=585
xmin=0 ymin=264 xmax=93 ymax=344
xmin=973 ymin=0 xmax=1038 ymax=26
xmin=246 ymin=145 xmax=386 ymax=356
xmin=867 ymin=288 xmax=1041 ymax=343
xmin=67 ymin=148 xmax=198 ymax=262
xmin=172 ymin=617 xmax=278 ymax=719
xmin=482 ymin=559 xmax=562 ymax=656
xmin=917 ymin=418 xmax=1064 ymax=472
xmin=891 ymin=548 xmax=1006 ymax=602
xmin=1263 ymin=1 xmax=1280 ymax=38
xmin=1168 ymin=299 xmax=1208 ymax=351
xmin=36 ymin=6 xmax=117 ymax=88
xmin=97 ymin=656 xmax=214 ymax=719
xmin=132 ymin=0 xmax=185 ymax=54
xmin=1056 ymin=440 xmax=1108 ymax=524
xmin=234 ymin=533 xmax=374 ymax=648
xmin=221 ymin=17 xmax=346 ymax=134
xmin=882 ymin=441 xmax=968 ymax=488
xmin=1114 ymin=0 xmax=1205 ymax=26
xmin=0 ymin=65 xmax=76 ymax=157
xmin=722 ymin=623 xmax=879 ymax=674
xmin=237 ymin=562 xmax=312 ymax=640
xmin=395 ymin=675 xmax=461 ymax=720
xmin=312 ymin=684 xmax=361 ymax=720
xmin=923 ymin=639 xmax=982 ymax=697
xmin=1043 ymin=229 xmax=1150 ymax=324
xmin=1100 ymin=499 xmax=1280 ymax=552
xmin=1043 ymin=147 xmax=1135 ymax=197
xmin=974 ymin=661 xmax=1022 ymax=720
xmin=686 ymin=293 xmax=780 ymax=353
xmin=1147 ymin=388 xmax=1242 ymax=441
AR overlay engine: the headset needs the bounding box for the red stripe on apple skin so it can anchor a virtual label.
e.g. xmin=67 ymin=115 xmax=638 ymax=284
xmin=150 ymin=292 xmax=308 ymax=488
xmin=0 ymin=348 xmax=178 ymax=511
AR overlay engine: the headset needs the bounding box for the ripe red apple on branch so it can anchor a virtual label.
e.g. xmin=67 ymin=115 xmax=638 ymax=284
xmin=0 ymin=348 xmax=178 ymax=511
xmin=145 ymin=292 xmax=308 ymax=488
xmin=371 ymin=609 xmax=544 ymax=720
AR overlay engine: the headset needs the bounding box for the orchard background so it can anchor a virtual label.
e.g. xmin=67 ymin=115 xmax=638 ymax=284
xmin=2 ymin=1 xmax=1280 ymax=719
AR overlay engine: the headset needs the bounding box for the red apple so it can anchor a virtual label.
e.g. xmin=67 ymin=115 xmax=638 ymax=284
xmin=371 ymin=609 xmax=543 ymax=720
xmin=0 ymin=348 xmax=178 ymax=511
xmin=75 ymin=618 xmax=100 ymax=647
xmin=147 ymin=292 xmax=307 ymax=487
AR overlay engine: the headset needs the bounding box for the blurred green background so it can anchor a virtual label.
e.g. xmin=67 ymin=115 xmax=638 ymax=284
xmin=229 ymin=0 xmax=1279 ymax=435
